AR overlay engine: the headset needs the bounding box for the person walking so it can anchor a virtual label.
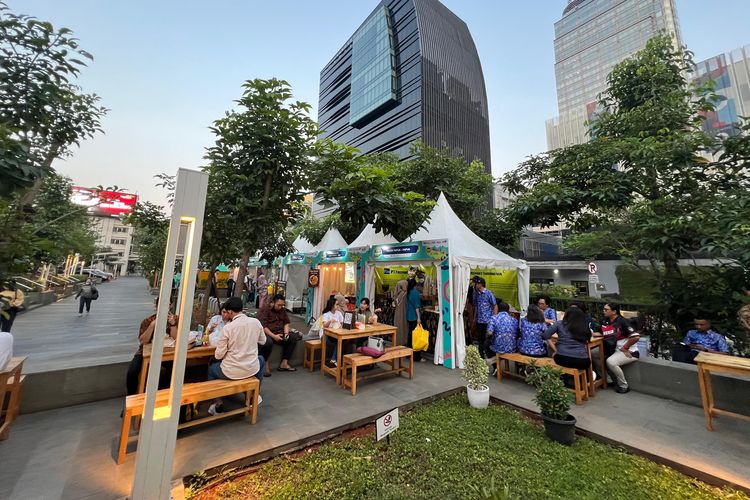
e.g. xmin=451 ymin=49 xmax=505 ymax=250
xmin=256 ymin=270 xmax=268 ymax=308
xmin=76 ymin=279 xmax=98 ymax=316
xmin=0 ymin=280 xmax=25 ymax=333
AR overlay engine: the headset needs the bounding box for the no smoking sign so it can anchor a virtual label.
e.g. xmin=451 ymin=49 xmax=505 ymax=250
xmin=376 ymin=408 xmax=400 ymax=441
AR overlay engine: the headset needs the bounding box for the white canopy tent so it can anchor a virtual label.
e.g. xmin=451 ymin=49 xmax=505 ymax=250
xmin=310 ymin=228 xmax=348 ymax=253
xmin=280 ymin=236 xmax=316 ymax=311
xmin=310 ymin=228 xmax=349 ymax=319
xmin=409 ymin=193 xmax=530 ymax=369
xmin=347 ymin=224 xmax=399 ymax=250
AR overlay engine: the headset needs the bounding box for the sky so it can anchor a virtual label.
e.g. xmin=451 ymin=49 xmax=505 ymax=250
xmin=11 ymin=0 xmax=750 ymax=207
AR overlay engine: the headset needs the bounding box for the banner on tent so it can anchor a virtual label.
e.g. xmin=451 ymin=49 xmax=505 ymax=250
xmin=471 ymin=268 xmax=519 ymax=309
xmin=308 ymin=269 xmax=320 ymax=288
xmin=283 ymin=253 xmax=311 ymax=266
xmin=370 ymin=240 xmax=448 ymax=262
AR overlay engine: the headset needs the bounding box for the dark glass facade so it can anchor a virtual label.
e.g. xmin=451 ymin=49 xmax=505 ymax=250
xmin=318 ymin=0 xmax=491 ymax=172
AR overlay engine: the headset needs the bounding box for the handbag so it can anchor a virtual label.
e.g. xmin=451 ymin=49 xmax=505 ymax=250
xmin=412 ymin=323 xmax=429 ymax=351
xmin=367 ymin=336 xmax=386 ymax=354
xmin=91 ymin=288 xmax=99 ymax=300
xmin=357 ymin=346 xmax=384 ymax=358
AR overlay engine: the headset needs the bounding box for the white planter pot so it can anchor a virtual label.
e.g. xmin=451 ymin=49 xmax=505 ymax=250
xmin=466 ymin=384 xmax=490 ymax=409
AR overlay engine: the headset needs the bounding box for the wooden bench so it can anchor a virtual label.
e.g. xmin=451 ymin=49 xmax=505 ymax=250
xmin=118 ymin=378 xmax=259 ymax=464
xmin=495 ymin=352 xmax=589 ymax=405
xmin=342 ymin=346 xmax=413 ymax=396
xmin=303 ymin=339 xmax=322 ymax=372
xmin=1 ymin=356 xmax=26 ymax=440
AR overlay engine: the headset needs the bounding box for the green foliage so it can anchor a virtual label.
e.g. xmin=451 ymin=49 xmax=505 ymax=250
xmin=197 ymin=396 xmax=745 ymax=500
xmin=462 ymin=344 xmax=488 ymax=390
xmin=504 ymin=36 xmax=750 ymax=355
xmin=289 ymin=211 xmax=358 ymax=247
xmin=0 ymin=173 xmax=96 ymax=278
xmin=530 ymin=283 xmax=577 ymax=299
xmin=310 ymin=140 xmax=496 ymax=242
xmin=526 ymin=362 xmax=573 ymax=420
xmin=124 ymin=200 xmax=169 ymax=281
xmin=468 ymin=206 xmax=521 ymax=255
xmin=0 ymin=1 xmax=106 ymax=197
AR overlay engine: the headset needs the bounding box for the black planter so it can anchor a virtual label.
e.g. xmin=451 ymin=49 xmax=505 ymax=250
xmin=541 ymin=413 xmax=577 ymax=445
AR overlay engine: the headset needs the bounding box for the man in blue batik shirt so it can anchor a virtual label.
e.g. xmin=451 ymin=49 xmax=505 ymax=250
xmin=672 ymin=317 xmax=729 ymax=364
xmin=472 ymin=277 xmax=498 ymax=359
xmin=486 ymin=302 xmax=519 ymax=370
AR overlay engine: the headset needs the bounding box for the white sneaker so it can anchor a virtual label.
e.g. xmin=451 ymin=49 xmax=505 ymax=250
xmin=78 ymin=313 xmax=83 ymax=317
xmin=256 ymin=395 xmax=263 ymax=406
xmin=208 ymin=403 xmax=223 ymax=416
xmin=592 ymin=371 xmax=598 ymax=381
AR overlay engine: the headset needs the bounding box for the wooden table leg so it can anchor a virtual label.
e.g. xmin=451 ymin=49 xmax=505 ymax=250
xmin=138 ymin=359 xmax=149 ymax=393
xmin=336 ymin=337 xmax=343 ymax=385
xmin=697 ymin=364 xmax=713 ymax=431
xmin=321 ymin=332 xmax=327 ymax=378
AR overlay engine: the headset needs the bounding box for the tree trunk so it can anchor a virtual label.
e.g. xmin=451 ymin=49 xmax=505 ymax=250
xmin=234 ymin=251 xmax=251 ymax=298
xmin=198 ymin=263 xmax=216 ymax=326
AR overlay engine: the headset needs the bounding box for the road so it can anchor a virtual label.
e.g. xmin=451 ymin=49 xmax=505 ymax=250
xmin=11 ymin=277 xmax=155 ymax=373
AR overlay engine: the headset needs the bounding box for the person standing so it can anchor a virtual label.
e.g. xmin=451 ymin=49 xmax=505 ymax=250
xmin=258 ymin=294 xmax=299 ymax=374
xmin=0 ymin=280 xmax=25 ymax=332
xmin=256 ymin=270 xmax=268 ymax=308
xmin=226 ymin=270 xmax=236 ymax=298
xmin=601 ymin=303 xmax=640 ymax=394
xmin=537 ymin=295 xmax=557 ymax=324
xmin=76 ymin=279 xmax=98 ymax=316
xmin=392 ymin=279 xmax=409 ymax=347
xmin=208 ymin=297 xmax=266 ymax=415
xmin=672 ymin=317 xmax=729 ymax=364
xmin=472 ymin=277 xmax=498 ymax=359
xmin=406 ymin=278 xmax=423 ymax=362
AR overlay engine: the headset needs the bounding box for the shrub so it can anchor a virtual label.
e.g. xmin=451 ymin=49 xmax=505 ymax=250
xmin=462 ymin=344 xmax=488 ymax=390
xmin=526 ymin=362 xmax=573 ymax=420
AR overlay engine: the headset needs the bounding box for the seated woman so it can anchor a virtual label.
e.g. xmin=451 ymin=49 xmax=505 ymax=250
xmin=543 ymin=306 xmax=591 ymax=371
xmin=357 ymin=297 xmax=379 ymax=324
xmin=518 ymin=305 xmax=548 ymax=358
xmin=322 ymin=297 xmax=344 ymax=368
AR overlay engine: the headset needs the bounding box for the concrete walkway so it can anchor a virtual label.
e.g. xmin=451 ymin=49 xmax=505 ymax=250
xmin=0 ymin=361 xmax=748 ymax=499
xmin=11 ymin=277 xmax=155 ymax=373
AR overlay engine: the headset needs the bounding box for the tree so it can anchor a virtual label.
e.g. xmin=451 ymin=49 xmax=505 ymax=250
xmin=0 ymin=173 xmax=96 ymax=278
xmin=124 ymin=201 xmax=169 ymax=283
xmin=202 ymin=77 xmax=319 ymax=303
xmin=503 ymin=36 xmax=750 ymax=352
xmin=0 ymin=2 xmax=107 ymax=197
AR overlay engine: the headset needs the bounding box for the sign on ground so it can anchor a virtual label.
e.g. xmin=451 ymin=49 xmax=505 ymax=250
xmin=376 ymin=408 xmax=399 ymax=441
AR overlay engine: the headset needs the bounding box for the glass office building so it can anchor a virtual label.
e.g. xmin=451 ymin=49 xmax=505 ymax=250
xmin=318 ymin=0 xmax=491 ymax=172
xmin=694 ymin=45 xmax=750 ymax=138
xmin=546 ymin=0 xmax=681 ymax=149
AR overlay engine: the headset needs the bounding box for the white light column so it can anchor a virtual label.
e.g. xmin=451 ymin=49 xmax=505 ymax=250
xmin=131 ymin=168 xmax=208 ymax=499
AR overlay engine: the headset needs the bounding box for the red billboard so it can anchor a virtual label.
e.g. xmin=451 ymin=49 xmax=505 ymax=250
xmin=71 ymin=187 xmax=137 ymax=217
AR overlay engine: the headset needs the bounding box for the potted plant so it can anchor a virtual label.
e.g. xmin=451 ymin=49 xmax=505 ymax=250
xmin=463 ymin=345 xmax=490 ymax=409
xmin=526 ymin=362 xmax=576 ymax=444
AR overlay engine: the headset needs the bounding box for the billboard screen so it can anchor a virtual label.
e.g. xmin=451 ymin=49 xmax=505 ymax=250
xmin=71 ymin=187 xmax=137 ymax=217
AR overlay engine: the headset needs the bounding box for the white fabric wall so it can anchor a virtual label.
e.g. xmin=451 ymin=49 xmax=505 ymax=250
xmin=433 ymin=262 xmax=445 ymax=366
xmin=285 ymin=265 xmax=310 ymax=302
xmin=451 ymin=262 xmax=471 ymax=369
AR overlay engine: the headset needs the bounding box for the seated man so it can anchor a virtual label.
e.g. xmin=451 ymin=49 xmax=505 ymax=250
xmin=486 ymin=302 xmax=519 ymax=374
xmin=672 ymin=317 xmax=729 ymax=364
xmin=208 ymin=297 xmax=266 ymax=415
xmin=258 ymin=294 xmax=299 ymax=374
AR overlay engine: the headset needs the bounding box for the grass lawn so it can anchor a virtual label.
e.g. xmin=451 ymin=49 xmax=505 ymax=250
xmin=192 ymin=395 xmax=747 ymax=499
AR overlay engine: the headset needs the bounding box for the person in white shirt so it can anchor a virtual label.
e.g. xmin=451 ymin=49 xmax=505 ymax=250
xmin=208 ymin=297 xmax=266 ymax=415
xmin=0 ymin=331 xmax=13 ymax=371
xmin=322 ymin=297 xmax=344 ymax=368
xmin=206 ymin=305 xmax=230 ymax=345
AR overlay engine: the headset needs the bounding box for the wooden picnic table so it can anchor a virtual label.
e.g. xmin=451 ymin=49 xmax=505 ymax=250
xmin=321 ymin=324 xmax=398 ymax=385
xmin=695 ymin=352 xmax=750 ymax=431
xmin=138 ymin=343 xmax=216 ymax=393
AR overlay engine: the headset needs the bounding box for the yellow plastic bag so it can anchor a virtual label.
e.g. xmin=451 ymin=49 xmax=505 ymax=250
xmin=412 ymin=323 xmax=429 ymax=351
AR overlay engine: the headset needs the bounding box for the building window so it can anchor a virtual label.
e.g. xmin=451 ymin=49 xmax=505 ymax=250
xmin=111 ymin=238 xmax=126 ymax=246
xmin=349 ymin=5 xmax=397 ymax=126
xmin=113 ymin=226 xmax=128 ymax=233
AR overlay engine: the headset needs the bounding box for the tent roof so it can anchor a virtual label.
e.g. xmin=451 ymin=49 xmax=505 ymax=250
xmin=408 ymin=193 xmax=526 ymax=269
xmin=348 ymin=224 xmax=398 ymax=249
xmin=311 ymin=228 xmax=348 ymax=252
xmin=292 ymin=236 xmax=315 ymax=254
